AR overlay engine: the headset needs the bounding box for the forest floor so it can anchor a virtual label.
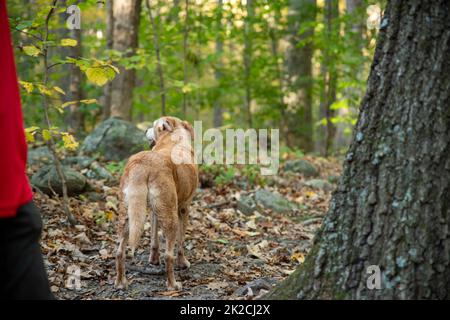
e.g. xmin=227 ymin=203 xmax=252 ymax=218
xmin=32 ymin=155 xmax=342 ymax=300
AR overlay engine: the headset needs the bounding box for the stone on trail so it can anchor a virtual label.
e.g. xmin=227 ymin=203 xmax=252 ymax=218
xmin=80 ymin=118 xmax=147 ymax=161
xmin=284 ymin=159 xmax=319 ymax=177
xmin=31 ymin=165 xmax=87 ymax=196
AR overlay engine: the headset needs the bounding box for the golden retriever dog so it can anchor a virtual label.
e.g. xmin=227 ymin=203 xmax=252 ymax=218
xmin=115 ymin=116 xmax=198 ymax=291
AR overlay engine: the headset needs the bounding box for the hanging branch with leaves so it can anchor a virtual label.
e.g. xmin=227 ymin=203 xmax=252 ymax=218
xmin=17 ymin=0 xmax=119 ymax=225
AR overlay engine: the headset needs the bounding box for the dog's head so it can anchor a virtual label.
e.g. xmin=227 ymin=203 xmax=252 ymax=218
xmin=146 ymin=116 xmax=194 ymax=148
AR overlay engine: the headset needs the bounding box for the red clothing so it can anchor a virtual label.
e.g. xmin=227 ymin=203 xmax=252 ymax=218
xmin=0 ymin=0 xmax=33 ymax=218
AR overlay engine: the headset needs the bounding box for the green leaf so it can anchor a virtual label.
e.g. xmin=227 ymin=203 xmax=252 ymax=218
xmin=25 ymin=126 xmax=40 ymax=133
xmin=37 ymin=84 xmax=53 ymax=96
xmin=60 ymin=38 xmax=78 ymax=47
xmin=109 ymin=64 xmax=120 ymax=74
xmin=23 ymin=45 xmax=41 ymax=57
xmin=25 ymin=131 xmax=35 ymax=142
xmin=85 ymin=67 xmax=109 ymax=86
xmin=61 ymin=132 xmax=79 ymax=151
xmin=61 ymin=99 xmax=98 ymax=109
xmin=15 ymin=21 xmax=33 ymax=31
xmin=24 ymin=126 xmax=39 ymax=143
xmin=53 ymin=86 xmax=66 ymax=95
xmin=79 ymin=99 xmax=98 ymax=105
xmin=216 ymin=238 xmax=229 ymax=245
xmin=42 ymin=129 xmax=51 ymax=141
xmin=19 ymin=81 xmax=34 ymax=94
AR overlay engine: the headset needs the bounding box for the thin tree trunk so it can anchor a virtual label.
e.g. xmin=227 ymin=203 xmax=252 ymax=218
xmin=319 ymin=0 xmax=338 ymax=156
xmin=267 ymin=0 xmax=450 ymax=299
xmin=194 ymin=0 xmax=203 ymax=121
xmin=102 ymin=0 xmax=114 ymax=120
xmin=243 ymin=0 xmax=253 ymax=127
xmin=346 ymin=0 xmax=364 ymax=34
xmin=269 ymin=9 xmax=291 ymax=147
xmin=284 ymin=0 xmax=316 ymax=152
xmin=333 ymin=0 xmax=365 ymax=151
xmin=166 ymin=0 xmax=181 ymax=24
xmin=146 ymin=0 xmax=166 ymax=116
xmin=110 ymin=0 xmax=142 ymax=120
xmin=213 ymin=0 xmax=223 ymax=127
xmin=182 ymin=0 xmax=189 ymax=118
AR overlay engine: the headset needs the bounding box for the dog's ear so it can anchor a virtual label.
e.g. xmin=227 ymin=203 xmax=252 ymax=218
xmin=155 ymin=118 xmax=173 ymax=133
xmin=181 ymin=121 xmax=194 ymax=139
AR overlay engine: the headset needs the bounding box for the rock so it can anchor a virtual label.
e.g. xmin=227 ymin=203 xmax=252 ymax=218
xmin=238 ymin=190 xmax=298 ymax=215
xmin=31 ymin=165 xmax=87 ymax=196
xmin=85 ymin=192 xmax=102 ymax=202
xmin=28 ymin=146 xmax=52 ymax=166
xmin=304 ymin=179 xmax=333 ymax=192
xmin=62 ymin=156 xmax=95 ymax=169
xmin=80 ymin=118 xmax=146 ymax=161
xmin=85 ymin=162 xmax=114 ymax=181
xmin=284 ymin=159 xmax=319 ymax=177
xmin=328 ymin=175 xmax=340 ymax=184
xmin=237 ymin=195 xmax=257 ymax=216
xmin=254 ymin=189 xmax=298 ymax=214
xmin=234 ymin=278 xmax=277 ymax=296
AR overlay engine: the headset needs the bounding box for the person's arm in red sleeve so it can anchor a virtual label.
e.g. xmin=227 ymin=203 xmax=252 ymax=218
xmin=0 ymin=0 xmax=33 ymax=218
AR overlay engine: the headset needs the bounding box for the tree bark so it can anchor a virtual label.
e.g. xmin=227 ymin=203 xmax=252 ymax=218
xmin=284 ymin=0 xmax=316 ymax=152
xmin=267 ymin=0 xmax=450 ymax=299
xmin=109 ymin=0 xmax=142 ymax=120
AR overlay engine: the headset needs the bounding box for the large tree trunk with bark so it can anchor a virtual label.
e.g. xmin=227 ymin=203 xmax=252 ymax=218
xmin=284 ymin=0 xmax=316 ymax=152
xmin=267 ymin=0 xmax=450 ymax=299
xmin=109 ymin=0 xmax=142 ymax=120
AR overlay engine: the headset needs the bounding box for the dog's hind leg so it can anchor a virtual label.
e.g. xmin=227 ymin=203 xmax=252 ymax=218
xmin=163 ymin=221 xmax=181 ymax=291
xmin=149 ymin=210 xmax=160 ymax=265
xmin=149 ymin=184 xmax=181 ymax=291
xmin=115 ymin=202 xmax=129 ymax=289
xmin=176 ymin=206 xmax=190 ymax=270
xmin=127 ymin=183 xmax=148 ymax=256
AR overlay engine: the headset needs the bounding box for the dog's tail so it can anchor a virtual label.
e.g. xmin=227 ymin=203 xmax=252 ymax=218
xmin=125 ymin=176 xmax=148 ymax=256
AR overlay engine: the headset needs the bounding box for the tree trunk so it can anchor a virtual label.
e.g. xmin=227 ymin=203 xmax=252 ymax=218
xmin=102 ymin=0 xmax=114 ymax=120
xmin=146 ymin=0 xmax=166 ymax=116
xmin=213 ymin=0 xmax=223 ymax=127
xmin=243 ymin=0 xmax=253 ymax=127
xmin=269 ymin=7 xmax=291 ymax=147
xmin=284 ymin=0 xmax=316 ymax=152
xmin=318 ymin=0 xmax=338 ymax=156
xmin=267 ymin=0 xmax=450 ymax=299
xmin=346 ymin=0 xmax=364 ymax=36
xmin=109 ymin=0 xmax=142 ymax=120
xmin=182 ymin=0 xmax=189 ymax=118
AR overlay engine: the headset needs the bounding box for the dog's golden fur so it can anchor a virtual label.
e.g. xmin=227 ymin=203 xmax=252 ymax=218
xmin=115 ymin=116 xmax=198 ymax=291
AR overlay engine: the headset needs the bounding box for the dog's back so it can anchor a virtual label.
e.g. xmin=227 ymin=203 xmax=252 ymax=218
xmin=119 ymin=149 xmax=197 ymax=253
